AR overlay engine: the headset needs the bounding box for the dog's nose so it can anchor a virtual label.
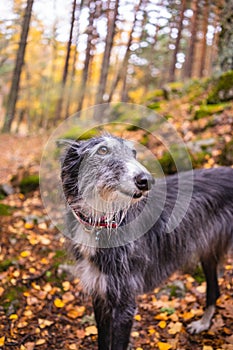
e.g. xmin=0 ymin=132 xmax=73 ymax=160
xmin=134 ymin=173 xmax=154 ymax=191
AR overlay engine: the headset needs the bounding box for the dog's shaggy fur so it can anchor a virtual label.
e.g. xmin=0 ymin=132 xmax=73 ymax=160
xmin=61 ymin=134 xmax=233 ymax=350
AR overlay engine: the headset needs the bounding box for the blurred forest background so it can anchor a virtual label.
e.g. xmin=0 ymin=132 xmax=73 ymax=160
xmin=0 ymin=0 xmax=233 ymax=133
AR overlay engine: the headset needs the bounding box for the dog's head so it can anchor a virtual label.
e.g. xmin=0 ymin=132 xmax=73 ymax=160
xmin=61 ymin=134 xmax=154 ymax=228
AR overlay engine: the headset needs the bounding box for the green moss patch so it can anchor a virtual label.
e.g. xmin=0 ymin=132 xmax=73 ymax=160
xmin=207 ymin=70 xmax=233 ymax=104
xmin=0 ymin=203 xmax=14 ymax=216
xmin=19 ymin=174 xmax=39 ymax=194
xmin=193 ymin=103 xmax=228 ymax=120
xmin=218 ymin=140 xmax=233 ymax=166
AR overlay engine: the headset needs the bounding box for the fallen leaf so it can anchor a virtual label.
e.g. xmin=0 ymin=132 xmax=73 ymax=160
xmin=158 ymin=320 xmax=167 ymax=329
xmin=85 ymin=325 xmax=98 ymax=336
xmin=35 ymin=339 xmax=46 ymax=345
xmin=0 ymin=336 xmax=5 ymax=346
xmin=67 ymin=306 xmax=86 ymax=319
xmin=168 ymin=322 xmax=182 ymax=335
xmin=24 ymin=222 xmax=34 ymax=229
xmin=134 ymin=314 xmax=142 ymax=321
xmin=62 ymin=281 xmax=70 ymax=291
xmin=76 ymin=329 xmax=85 ymax=339
xmin=54 ymin=298 xmax=65 ymax=308
xmin=131 ymin=331 xmax=139 ymax=338
xmin=157 ymin=341 xmax=172 ymax=350
xmin=17 ymin=321 xmax=28 ymax=328
xmin=38 ymin=319 xmax=54 ymax=328
xmin=9 ymin=314 xmax=18 ymax=320
xmin=203 ymin=346 xmax=213 ymax=350
xmin=20 ymin=250 xmax=31 ymax=258
xmin=0 ymin=287 xmax=4 ymax=297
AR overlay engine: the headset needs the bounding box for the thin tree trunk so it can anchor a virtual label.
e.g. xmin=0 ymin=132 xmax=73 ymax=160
xmin=108 ymin=0 xmax=143 ymax=103
xmin=2 ymin=0 xmax=34 ymax=132
xmin=77 ymin=0 xmax=94 ymax=112
xmin=199 ymin=0 xmax=209 ymax=77
xmin=54 ymin=0 xmax=77 ymax=124
xmin=95 ymin=0 xmax=119 ymax=106
xmin=184 ymin=0 xmax=199 ymax=78
xmin=65 ymin=0 xmax=85 ymax=117
xmin=169 ymin=0 xmax=186 ymax=82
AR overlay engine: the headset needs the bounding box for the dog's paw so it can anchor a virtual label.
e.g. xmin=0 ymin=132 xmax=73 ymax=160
xmin=187 ymin=319 xmax=210 ymax=334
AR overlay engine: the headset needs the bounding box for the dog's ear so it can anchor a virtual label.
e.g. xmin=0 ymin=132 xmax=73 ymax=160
xmin=56 ymin=138 xmax=81 ymax=149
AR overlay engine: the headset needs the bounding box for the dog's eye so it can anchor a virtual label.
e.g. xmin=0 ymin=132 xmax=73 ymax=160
xmin=132 ymin=149 xmax=137 ymax=158
xmin=97 ymin=146 xmax=109 ymax=155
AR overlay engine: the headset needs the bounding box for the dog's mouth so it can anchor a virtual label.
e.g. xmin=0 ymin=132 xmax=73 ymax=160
xmin=72 ymin=208 xmax=119 ymax=228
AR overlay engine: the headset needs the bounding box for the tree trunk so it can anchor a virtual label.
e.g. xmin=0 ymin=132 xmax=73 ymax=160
xmin=169 ymin=0 xmax=186 ymax=82
xmin=2 ymin=0 xmax=34 ymax=133
xmin=95 ymin=0 xmax=119 ymax=106
xmin=77 ymin=0 xmax=95 ymax=112
xmin=108 ymin=0 xmax=143 ymax=103
xmin=199 ymin=0 xmax=209 ymax=77
xmin=184 ymin=0 xmax=199 ymax=78
xmin=54 ymin=0 xmax=77 ymax=123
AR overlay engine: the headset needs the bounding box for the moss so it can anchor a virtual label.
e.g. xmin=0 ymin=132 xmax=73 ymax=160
xmin=140 ymin=133 xmax=149 ymax=146
xmin=192 ymin=265 xmax=205 ymax=283
xmin=146 ymin=89 xmax=164 ymax=101
xmin=0 ymin=259 xmax=14 ymax=272
xmin=61 ymin=127 xmax=99 ymax=140
xmin=218 ymin=140 xmax=233 ymax=165
xmin=193 ymin=103 xmax=229 ymax=120
xmin=2 ymin=285 xmax=27 ymax=312
xmin=147 ymin=101 xmax=161 ymax=110
xmin=191 ymin=151 xmax=210 ymax=168
xmin=207 ymin=70 xmax=233 ymax=104
xmin=158 ymin=151 xmax=177 ymax=175
xmin=0 ymin=203 xmax=14 ymax=216
xmin=19 ymin=174 xmax=39 ymax=194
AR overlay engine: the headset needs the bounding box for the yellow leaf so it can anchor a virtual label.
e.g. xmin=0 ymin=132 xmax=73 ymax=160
xmin=24 ymin=222 xmax=34 ymax=229
xmin=40 ymin=257 xmax=49 ymax=265
xmin=9 ymin=314 xmax=18 ymax=320
xmin=20 ymin=250 xmax=31 ymax=258
xmin=168 ymin=322 xmax=182 ymax=335
xmin=85 ymin=325 xmax=98 ymax=336
xmin=148 ymin=328 xmax=155 ymax=335
xmin=0 ymin=336 xmax=5 ymax=346
xmin=54 ymin=298 xmax=65 ymax=308
xmin=67 ymin=306 xmax=85 ymax=319
xmin=134 ymin=314 xmax=141 ymax=321
xmin=136 ymin=348 xmax=143 ymax=350
xmin=158 ymin=320 xmax=167 ymax=329
xmin=157 ymin=342 xmax=172 ymax=350
xmin=203 ymin=347 xmax=213 ymax=350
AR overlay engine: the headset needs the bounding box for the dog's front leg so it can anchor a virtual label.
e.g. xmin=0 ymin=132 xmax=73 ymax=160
xmin=111 ymin=297 xmax=136 ymax=350
xmin=93 ymin=295 xmax=112 ymax=350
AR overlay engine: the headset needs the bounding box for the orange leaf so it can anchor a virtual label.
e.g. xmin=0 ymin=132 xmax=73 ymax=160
xmin=67 ymin=306 xmax=85 ymax=319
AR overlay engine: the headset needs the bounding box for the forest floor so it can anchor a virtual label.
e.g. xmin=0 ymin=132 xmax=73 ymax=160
xmin=0 ymin=96 xmax=233 ymax=350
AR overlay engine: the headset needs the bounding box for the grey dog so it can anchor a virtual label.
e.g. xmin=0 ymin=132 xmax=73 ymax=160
xmin=61 ymin=134 xmax=233 ymax=350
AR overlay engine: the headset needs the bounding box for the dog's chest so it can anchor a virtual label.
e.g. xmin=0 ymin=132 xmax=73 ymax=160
xmin=74 ymin=246 xmax=107 ymax=297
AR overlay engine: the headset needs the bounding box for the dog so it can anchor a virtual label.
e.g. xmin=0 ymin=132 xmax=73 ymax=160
xmin=61 ymin=134 xmax=233 ymax=350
